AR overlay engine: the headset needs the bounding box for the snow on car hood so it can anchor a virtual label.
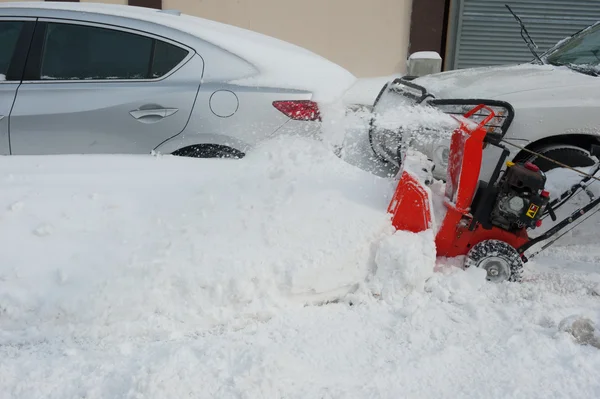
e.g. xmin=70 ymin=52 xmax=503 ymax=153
xmin=411 ymin=63 xmax=590 ymax=99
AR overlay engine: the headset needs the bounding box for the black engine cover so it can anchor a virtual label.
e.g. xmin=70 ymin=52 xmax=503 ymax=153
xmin=504 ymin=163 xmax=546 ymax=194
xmin=489 ymin=162 xmax=549 ymax=231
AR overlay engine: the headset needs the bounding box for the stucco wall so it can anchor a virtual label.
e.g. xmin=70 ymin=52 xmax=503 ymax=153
xmin=81 ymin=0 xmax=129 ymax=5
xmin=163 ymin=0 xmax=412 ymax=77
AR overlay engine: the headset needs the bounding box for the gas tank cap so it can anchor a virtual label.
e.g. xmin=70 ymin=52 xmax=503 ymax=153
xmin=209 ymin=90 xmax=239 ymax=118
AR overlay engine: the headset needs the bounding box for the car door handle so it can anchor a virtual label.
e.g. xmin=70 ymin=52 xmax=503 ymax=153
xmin=129 ymin=108 xmax=178 ymax=120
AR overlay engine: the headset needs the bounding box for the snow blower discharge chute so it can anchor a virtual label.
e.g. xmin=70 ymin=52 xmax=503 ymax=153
xmin=388 ymin=104 xmax=600 ymax=283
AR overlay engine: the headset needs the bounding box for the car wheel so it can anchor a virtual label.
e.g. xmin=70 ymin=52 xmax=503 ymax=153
xmin=521 ymin=145 xmax=596 ymax=172
xmin=172 ymin=144 xmax=245 ymax=159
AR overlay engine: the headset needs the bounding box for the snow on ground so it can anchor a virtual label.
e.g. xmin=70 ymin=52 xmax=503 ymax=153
xmin=0 ymin=137 xmax=395 ymax=339
xmin=1 ymin=122 xmax=600 ymax=396
xmin=2 ymin=134 xmax=600 ymax=398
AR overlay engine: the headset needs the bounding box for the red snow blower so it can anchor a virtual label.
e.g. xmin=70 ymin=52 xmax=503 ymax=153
xmin=387 ymin=104 xmax=600 ymax=282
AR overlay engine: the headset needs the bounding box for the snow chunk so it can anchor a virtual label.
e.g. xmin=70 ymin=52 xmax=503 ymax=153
xmin=371 ymin=229 xmax=436 ymax=302
xmin=558 ymin=315 xmax=600 ymax=349
xmin=425 ymin=263 xmax=487 ymax=304
xmin=429 ymin=180 xmax=448 ymax=234
xmin=8 ymin=201 xmax=23 ymax=212
xmin=33 ymin=224 xmax=53 ymax=237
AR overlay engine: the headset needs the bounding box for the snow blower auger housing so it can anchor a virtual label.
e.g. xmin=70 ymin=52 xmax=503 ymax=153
xmin=388 ymin=104 xmax=556 ymax=282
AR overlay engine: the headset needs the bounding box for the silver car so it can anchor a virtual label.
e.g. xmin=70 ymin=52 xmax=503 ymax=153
xmin=0 ymin=2 xmax=354 ymax=157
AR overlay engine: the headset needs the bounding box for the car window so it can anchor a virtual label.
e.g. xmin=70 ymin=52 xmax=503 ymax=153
xmin=40 ymin=22 xmax=189 ymax=81
xmin=0 ymin=21 xmax=24 ymax=81
xmin=151 ymin=39 xmax=189 ymax=78
xmin=545 ymin=24 xmax=600 ymax=71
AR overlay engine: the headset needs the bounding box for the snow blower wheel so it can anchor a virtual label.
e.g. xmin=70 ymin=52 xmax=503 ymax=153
xmin=464 ymin=240 xmax=523 ymax=283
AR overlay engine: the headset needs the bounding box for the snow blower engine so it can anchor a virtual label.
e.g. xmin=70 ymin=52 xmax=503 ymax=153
xmin=388 ymin=104 xmax=600 ymax=282
xmin=484 ymin=160 xmax=549 ymax=232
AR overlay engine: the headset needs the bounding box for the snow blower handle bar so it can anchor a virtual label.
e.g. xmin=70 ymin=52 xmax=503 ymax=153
xmin=459 ymin=104 xmax=505 ymax=146
xmin=462 ymin=104 xmax=497 ymax=128
xmin=518 ymin=190 xmax=600 ymax=261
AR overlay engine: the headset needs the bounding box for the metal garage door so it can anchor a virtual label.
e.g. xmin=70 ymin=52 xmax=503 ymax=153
xmin=448 ymin=0 xmax=600 ymax=70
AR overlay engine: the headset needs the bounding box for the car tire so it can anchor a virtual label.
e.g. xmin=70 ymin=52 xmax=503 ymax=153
xmin=521 ymin=145 xmax=595 ymax=172
xmin=172 ymin=144 xmax=245 ymax=159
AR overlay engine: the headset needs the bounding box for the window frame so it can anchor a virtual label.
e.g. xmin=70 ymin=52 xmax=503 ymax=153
xmin=23 ymin=18 xmax=194 ymax=84
xmin=0 ymin=17 xmax=36 ymax=84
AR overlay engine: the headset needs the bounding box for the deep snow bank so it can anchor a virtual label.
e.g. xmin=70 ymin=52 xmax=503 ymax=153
xmin=1 ymin=135 xmax=600 ymax=398
xmin=0 ymin=137 xmax=394 ymax=344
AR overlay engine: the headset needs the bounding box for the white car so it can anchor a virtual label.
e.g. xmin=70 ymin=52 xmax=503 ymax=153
xmin=369 ymin=20 xmax=600 ymax=182
xmin=0 ymin=2 xmax=356 ymax=158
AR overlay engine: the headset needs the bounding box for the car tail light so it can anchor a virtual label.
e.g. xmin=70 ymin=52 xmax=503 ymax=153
xmin=272 ymin=100 xmax=321 ymax=121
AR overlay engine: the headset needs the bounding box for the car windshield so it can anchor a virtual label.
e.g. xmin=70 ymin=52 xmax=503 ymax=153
xmin=544 ymin=22 xmax=600 ymax=76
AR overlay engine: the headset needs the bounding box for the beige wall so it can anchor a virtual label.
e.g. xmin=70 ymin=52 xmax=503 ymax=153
xmin=163 ymin=0 xmax=412 ymax=77
xmin=81 ymin=0 xmax=128 ymax=5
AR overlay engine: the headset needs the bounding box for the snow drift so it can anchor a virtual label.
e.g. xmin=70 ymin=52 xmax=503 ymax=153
xmin=1 ymin=134 xmax=600 ymax=398
xmin=0 ymin=136 xmax=395 ymax=343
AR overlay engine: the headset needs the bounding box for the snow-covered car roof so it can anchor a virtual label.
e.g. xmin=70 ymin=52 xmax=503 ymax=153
xmin=0 ymin=2 xmax=356 ymax=102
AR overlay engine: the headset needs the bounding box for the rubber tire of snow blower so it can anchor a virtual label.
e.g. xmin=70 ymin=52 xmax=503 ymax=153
xmin=464 ymin=240 xmax=524 ymax=283
xmin=521 ymin=146 xmax=595 ymax=172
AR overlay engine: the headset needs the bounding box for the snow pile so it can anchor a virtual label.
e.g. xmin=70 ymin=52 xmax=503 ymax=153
xmin=371 ymin=229 xmax=436 ymax=303
xmin=1 ymin=131 xmax=600 ymax=397
xmin=0 ymin=136 xmax=394 ymax=344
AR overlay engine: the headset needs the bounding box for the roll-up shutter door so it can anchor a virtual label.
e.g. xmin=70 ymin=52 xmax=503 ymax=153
xmin=451 ymin=0 xmax=600 ymax=69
